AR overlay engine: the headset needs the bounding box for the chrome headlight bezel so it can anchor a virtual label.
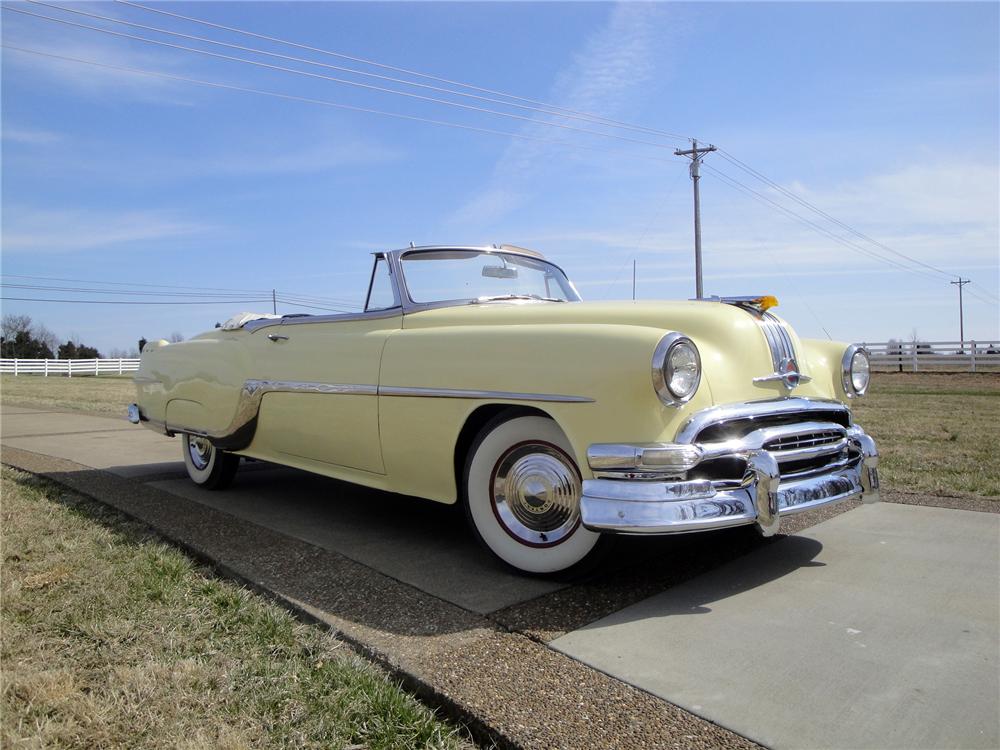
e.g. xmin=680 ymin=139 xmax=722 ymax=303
xmin=841 ymin=344 xmax=871 ymax=397
xmin=652 ymin=333 xmax=702 ymax=406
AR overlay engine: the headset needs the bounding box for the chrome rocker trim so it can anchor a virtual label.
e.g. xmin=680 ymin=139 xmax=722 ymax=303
xmin=580 ymin=403 xmax=879 ymax=536
xmin=128 ymin=381 xmax=592 ymax=448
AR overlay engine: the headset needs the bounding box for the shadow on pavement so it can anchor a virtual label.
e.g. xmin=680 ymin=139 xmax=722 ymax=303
xmin=16 ymin=449 xmax=835 ymax=643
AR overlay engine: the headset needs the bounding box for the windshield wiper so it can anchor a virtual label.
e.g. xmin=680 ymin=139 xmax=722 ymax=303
xmin=469 ymin=294 xmax=566 ymax=304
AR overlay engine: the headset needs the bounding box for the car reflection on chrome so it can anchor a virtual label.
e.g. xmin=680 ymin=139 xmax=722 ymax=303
xmin=129 ymin=245 xmax=878 ymax=575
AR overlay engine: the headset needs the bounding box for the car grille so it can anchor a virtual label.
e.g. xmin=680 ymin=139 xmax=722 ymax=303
xmin=764 ymin=429 xmax=843 ymax=453
xmin=695 ymin=410 xmax=851 ymax=443
xmin=690 ymin=419 xmax=855 ymax=485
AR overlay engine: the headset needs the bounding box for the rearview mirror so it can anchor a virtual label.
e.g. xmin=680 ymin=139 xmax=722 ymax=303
xmin=482 ymin=265 xmax=518 ymax=279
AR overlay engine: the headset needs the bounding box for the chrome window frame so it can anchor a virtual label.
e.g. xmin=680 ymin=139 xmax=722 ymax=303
xmin=364 ymin=253 xmax=402 ymax=312
xmin=389 ymin=246 xmax=581 ymax=313
xmin=242 ymin=245 xmax=578 ymax=331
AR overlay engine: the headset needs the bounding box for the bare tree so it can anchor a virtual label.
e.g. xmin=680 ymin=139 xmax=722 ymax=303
xmin=33 ymin=323 xmax=60 ymax=355
xmin=108 ymin=347 xmax=141 ymax=359
xmin=168 ymin=332 xmax=185 ymax=343
xmin=1 ymin=313 xmax=32 ymax=340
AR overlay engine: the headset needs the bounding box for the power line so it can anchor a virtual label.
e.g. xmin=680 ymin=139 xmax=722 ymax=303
xmin=27 ymin=0 xmax=688 ymax=143
xmin=275 ymin=298 xmax=359 ymax=312
xmin=969 ymin=280 xmax=1000 ymax=303
xmin=103 ymin=0 xmax=995 ymax=300
xmin=702 ymin=164 xmax=949 ymax=283
xmin=1 ymin=296 xmax=274 ymax=305
xmin=2 ymin=45 xmax=676 ymax=167
xmin=0 ymin=272 xmax=272 ymax=294
xmin=5 ymin=6 xmax=680 ymax=153
xmin=7 ymin=8 xmax=991 ymax=301
xmin=114 ymin=0 xmax=692 ymax=142
xmin=705 ymin=165 xmax=999 ymax=306
xmin=715 ymin=149 xmax=959 ymax=281
xmin=0 ymin=275 xmax=362 ymax=307
xmin=1 ymin=282 xmax=272 ymax=298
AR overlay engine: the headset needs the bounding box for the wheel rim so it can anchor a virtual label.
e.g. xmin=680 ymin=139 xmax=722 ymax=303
xmin=188 ymin=436 xmax=213 ymax=470
xmin=490 ymin=440 xmax=581 ymax=547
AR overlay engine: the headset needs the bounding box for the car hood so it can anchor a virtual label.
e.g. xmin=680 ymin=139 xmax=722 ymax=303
xmin=401 ymin=299 xmax=843 ymax=405
xmin=403 ymin=299 xmax=762 ymax=338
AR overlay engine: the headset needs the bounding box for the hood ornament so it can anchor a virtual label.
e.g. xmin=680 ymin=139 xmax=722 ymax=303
xmin=754 ymin=357 xmax=811 ymax=390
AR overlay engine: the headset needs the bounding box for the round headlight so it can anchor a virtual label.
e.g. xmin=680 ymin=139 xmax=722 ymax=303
xmin=842 ymin=345 xmax=870 ymax=397
xmin=653 ymin=334 xmax=701 ymax=405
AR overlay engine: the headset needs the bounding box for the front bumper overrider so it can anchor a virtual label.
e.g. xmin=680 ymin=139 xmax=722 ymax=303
xmin=580 ymin=408 xmax=879 ymax=537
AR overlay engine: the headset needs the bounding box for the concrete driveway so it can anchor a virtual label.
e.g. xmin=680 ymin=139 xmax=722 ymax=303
xmin=3 ymin=403 xmax=998 ymax=749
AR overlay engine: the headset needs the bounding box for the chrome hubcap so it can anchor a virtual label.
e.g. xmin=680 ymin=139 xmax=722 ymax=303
xmin=188 ymin=436 xmax=213 ymax=470
xmin=491 ymin=442 xmax=581 ymax=547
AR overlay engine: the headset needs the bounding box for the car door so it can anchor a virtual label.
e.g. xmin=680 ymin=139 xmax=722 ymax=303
xmin=247 ymin=311 xmax=401 ymax=474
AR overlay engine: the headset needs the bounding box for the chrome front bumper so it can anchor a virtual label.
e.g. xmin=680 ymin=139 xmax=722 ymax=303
xmin=580 ymin=425 xmax=879 ymax=536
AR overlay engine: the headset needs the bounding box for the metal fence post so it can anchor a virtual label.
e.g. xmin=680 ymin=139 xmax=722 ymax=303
xmin=971 ymin=341 xmax=977 ymax=373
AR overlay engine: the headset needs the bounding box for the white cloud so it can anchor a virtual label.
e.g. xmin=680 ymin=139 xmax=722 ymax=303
xmin=2 ymin=126 xmax=64 ymax=144
xmin=448 ymin=188 xmax=524 ymax=226
xmin=784 ymin=162 xmax=1000 ymax=228
xmin=2 ymin=7 xmax=201 ymax=105
xmin=174 ymin=140 xmax=401 ymax=178
xmin=2 ymin=207 xmax=212 ymax=253
xmin=447 ymin=3 xmax=676 ymax=228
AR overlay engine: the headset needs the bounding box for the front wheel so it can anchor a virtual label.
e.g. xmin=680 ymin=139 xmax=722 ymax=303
xmin=182 ymin=434 xmax=239 ymax=490
xmin=462 ymin=413 xmax=606 ymax=576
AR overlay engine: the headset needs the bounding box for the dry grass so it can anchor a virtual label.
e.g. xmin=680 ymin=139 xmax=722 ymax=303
xmin=853 ymin=372 xmax=1000 ymax=498
xmin=0 ymin=467 xmax=471 ymax=750
xmin=0 ymin=374 xmax=135 ymax=416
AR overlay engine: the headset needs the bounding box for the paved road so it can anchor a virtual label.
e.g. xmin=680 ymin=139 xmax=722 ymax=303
xmin=3 ymin=403 xmax=998 ymax=750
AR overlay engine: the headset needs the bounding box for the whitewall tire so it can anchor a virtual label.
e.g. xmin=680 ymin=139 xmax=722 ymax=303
xmin=463 ymin=413 xmax=604 ymax=575
xmin=182 ymin=434 xmax=240 ymax=490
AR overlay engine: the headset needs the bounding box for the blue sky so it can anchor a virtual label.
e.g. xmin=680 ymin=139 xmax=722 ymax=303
xmin=2 ymin=1 xmax=998 ymax=354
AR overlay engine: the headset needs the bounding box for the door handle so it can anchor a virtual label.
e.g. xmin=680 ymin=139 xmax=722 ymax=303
xmin=267 ymin=333 xmax=289 ymax=342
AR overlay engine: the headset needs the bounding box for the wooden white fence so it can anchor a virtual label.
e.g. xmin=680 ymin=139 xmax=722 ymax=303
xmin=864 ymin=341 xmax=1000 ymax=372
xmin=2 ymin=342 xmax=998 ymax=377
xmin=0 ymin=358 xmax=141 ymax=376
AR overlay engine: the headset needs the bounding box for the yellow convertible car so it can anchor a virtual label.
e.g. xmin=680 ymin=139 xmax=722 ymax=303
xmin=129 ymin=245 xmax=879 ymax=575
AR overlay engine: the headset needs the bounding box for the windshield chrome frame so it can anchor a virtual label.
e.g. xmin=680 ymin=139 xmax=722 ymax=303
xmin=243 ymin=245 xmax=579 ymax=333
xmin=386 ymin=245 xmax=581 ymax=313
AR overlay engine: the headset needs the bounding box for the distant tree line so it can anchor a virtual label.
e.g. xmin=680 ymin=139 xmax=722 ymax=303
xmin=0 ymin=314 xmax=141 ymax=359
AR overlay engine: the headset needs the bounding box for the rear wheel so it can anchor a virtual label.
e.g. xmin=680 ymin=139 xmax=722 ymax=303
xmin=182 ymin=434 xmax=239 ymax=490
xmin=462 ymin=413 xmax=606 ymax=575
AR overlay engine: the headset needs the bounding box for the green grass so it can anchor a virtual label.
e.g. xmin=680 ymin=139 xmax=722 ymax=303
xmin=0 ymin=467 xmax=471 ymax=750
xmin=0 ymin=374 xmax=136 ymax=416
xmin=852 ymin=372 xmax=1000 ymax=498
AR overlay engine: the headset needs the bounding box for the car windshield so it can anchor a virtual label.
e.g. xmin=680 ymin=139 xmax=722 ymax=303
xmin=399 ymin=250 xmax=580 ymax=305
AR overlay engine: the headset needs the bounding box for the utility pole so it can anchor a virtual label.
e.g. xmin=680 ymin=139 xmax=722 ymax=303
xmin=272 ymin=289 xmax=277 ymax=315
xmin=675 ymin=139 xmax=717 ymax=299
xmin=951 ymin=278 xmax=970 ymax=352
